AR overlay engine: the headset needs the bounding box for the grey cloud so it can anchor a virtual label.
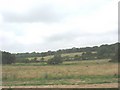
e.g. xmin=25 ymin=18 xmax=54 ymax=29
xmin=0 ymin=23 xmax=25 ymax=36
xmin=45 ymin=30 xmax=118 ymax=43
xmin=39 ymin=31 xmax=117 ymax=53
xmin=1 ymin=30 xmax=117 ymax=53
xmin=46 ymin=33 xmax=77 ymax=42
xmin=2 ymin=4 xmax=65 ymax=23
xmin=45 ymin=31 xmax=92 ymax=43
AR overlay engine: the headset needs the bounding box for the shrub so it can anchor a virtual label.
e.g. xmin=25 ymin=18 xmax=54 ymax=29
xmin=74 ymin=55 xmax=81 ymax=60
xmin=15 ymin=58 xmax=29 ymax=63
xmin=2 ymin=51 xmax=15 ymax=64
xmin=47 ymin=54 xmax=63 ymax=65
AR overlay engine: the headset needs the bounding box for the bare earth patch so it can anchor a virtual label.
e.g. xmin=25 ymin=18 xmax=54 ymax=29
xmin=2 ymin=83 xmax=118 ymax=88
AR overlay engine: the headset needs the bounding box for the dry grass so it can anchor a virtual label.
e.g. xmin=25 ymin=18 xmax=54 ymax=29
xmin=2 ymin=59 xmax=118 ymax=86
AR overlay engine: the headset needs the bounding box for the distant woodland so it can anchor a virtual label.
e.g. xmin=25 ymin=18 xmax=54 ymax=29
xmin=1 ymin=42 xmax=119 ymax=64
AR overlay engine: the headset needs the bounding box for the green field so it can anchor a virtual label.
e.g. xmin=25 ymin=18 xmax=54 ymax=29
xmin=2 ymin=59 xmax=118 ymax=86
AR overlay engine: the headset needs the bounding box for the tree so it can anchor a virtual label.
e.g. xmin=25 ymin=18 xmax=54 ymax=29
xmin=15 ymin=58 xmax=29 ymax=63
xmin=97 ymin=44 xmax=114 ymax=59
xmin=2 ymin=51 xmax=15 ymax=64
xmin=110 ymin=43 xmax=119 ymax=62
xmin=112 ymin=51 xmax=118 ymax=62
xmin=62 ymin=56 xmax=70 ymax=61
xmin=74 ymin=55 xmax=81 ymax=60
xmin=81 ymin=52 xmax=86 ymax=60
xmin=41 ymin=57 xmax=44 ymax=62
xmin=34 ymin=57 xmax=37 ymax=61
xmin=47 ymin=54 xmax=63 ymax=65
xmin=81 ymin=52 xmax=96 ymax=60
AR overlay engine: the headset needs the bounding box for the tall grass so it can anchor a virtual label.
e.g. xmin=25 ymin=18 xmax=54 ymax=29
xmin=2 ymin=59 xmax=118 ymax=86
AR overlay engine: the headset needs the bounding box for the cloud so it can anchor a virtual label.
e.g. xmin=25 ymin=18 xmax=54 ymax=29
xmin=38 ymin=32 xmax=117 ymax=52
xmin=45 ymin=30 xmax=118 ymax=43
xmin=1 ymin=5 xmax=64 ymax=23
xmin=45 ymin=30 xmax=95 ymax=43
xmin=0 ymin=0 xmax=114 ymax=23
xmin=0 ymin=0 xmax=118 ymax=53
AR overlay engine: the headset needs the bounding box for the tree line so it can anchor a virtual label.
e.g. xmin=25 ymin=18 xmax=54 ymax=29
xmin=1 ymin=42 xmax=119 ymax=64
xmin=15 ymin=43 xmax=118 ymax=58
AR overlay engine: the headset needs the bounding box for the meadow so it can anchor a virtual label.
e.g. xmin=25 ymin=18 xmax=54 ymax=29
xmin=2 ymin=59 xmax=118 ymax=86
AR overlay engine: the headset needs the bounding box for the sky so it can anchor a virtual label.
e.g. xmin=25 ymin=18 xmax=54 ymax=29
xmin=0 ymin=0 xmax=118 ymax=53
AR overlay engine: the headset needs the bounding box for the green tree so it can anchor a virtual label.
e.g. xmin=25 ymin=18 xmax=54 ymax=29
xmin=2 ymin=51 xmax=15 ymax=64
xmin=81 ymin=52 xmax=86 ymax=60
xmin=110 ymin=43 xmax=119 ymax=62
xmin=81 ymin=52 xmax=96 ymax=60
xmin=62 ymin=56 xmax=70 ymax=61
xmin=41 ymin=57 xmax=44 ymax=62
xmin=15 ymin=58 xmax=29 ymax=63
xmin=34 ymin=57 xmax=37 ymax=61
xmin=47 ymin=54 xmax=63 ymax=65
xmin=74 ymin=55 xmax=81 ymax=60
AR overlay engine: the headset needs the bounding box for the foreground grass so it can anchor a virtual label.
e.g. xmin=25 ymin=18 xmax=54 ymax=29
xmin=2 ymin=75 xmax=118 ymax=86
xmin=2 ymin=59 xmax=118 ymax=86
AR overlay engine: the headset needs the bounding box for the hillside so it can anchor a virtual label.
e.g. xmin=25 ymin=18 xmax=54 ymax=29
xmin=1 ymin=42 xmax=119 ymax=64
xmin=15 ymin=42 xmax=118 ymax=58
xmin=14 ymin=42 xmax=119 ymax=63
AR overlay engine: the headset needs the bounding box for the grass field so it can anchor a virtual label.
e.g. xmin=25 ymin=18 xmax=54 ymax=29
xmin=2 ymin=59 xmax=118 ymax=86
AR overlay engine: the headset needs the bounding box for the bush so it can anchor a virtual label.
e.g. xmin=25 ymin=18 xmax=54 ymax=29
xmin=15 ymin=58 xmax=29 ymax=63
xmin=110 ymin=51 xmax=119 ymax=62
xmin=81 ymin=52 xmax=97 ymax=60
xmin=2 ymin=51 xmax=15 ymax=64
xmin=74 ymin=55 xmax=81 ymax=60
xmin=47 ymin=54 xmax=63 ymax=65
xmin=41 ymin=57 xmax=44 ymax=62
xmin=62 ymin=56 xmax=70 ymax=61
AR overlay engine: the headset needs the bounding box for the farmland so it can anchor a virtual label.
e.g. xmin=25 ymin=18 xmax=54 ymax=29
xmin=2 ymin=59 xmax=118 ymax=87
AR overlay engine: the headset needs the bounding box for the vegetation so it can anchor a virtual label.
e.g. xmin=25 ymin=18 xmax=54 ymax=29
xmin=81 ymin=52 xmax=97 ymax=60
xmin=14 ymin=43 xmax=119 ymax=60
xmin=12 ymin=43 xmax=120 ymax=63
xmin=2 ymin=59 xmax=118 ymax=86
xmin=2 ymin=51 xmax=15 ymax=64
xmin=2 ymin=42 xmax=119 ymax=64
xmin=1 ymin=42 xmax=119 ymax=86
xmin=47 ymin=54 xmax=63 ymax=65
xmin=109 ymin=43 xmax=119 ymax=62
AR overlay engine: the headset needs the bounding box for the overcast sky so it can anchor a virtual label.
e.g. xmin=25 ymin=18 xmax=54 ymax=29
xmin=0 ymin=0 xmax=118 ymax=53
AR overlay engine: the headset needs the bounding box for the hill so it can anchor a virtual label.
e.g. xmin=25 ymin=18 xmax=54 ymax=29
xmin=1 ymin=42 xmax=119 ymax=64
